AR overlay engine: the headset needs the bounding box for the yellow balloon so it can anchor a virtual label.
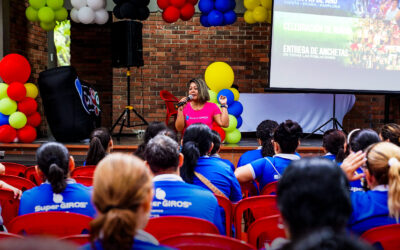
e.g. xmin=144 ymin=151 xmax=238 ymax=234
xmin=261 ymin=0 xmax=272 ymax=9
xmin=244 ymin=10 xmax=256 ymax=24
xmin=244 ymin=0 xmax=261 ymax=10
xmin=253 ymin=6 xmax=268 ymax=22
xmin=229 ymin=88 xmax=240 ymax=101
xmin=267 ymin=10 xmax=272 ymax=23
xmin=25 ymin=83 xmax=39 ymax=99
xmin=204 ymin=62 xmax=234 ymax=93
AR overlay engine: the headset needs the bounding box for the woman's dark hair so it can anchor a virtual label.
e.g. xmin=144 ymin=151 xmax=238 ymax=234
xmin=210 ymin=130 xmax=221 ymax=156
xmin=380 ymin=123 xmax=400 ymax=146
xmin=159 ymin=128 xmax=178 ymax=142
xmin=273 ymin=120 xmax=303 ymax=154
xmin=349 ymin=129 xmax=380 ymax=152
xmin=323 ymin=129 xmax=347 ymax=162
xmin=135 ymin=122 xmax=167 ymax=159
xmin=85 ymin=127 xmax=112 ymax=166
xmin=277 ymin=158 xmax=351 ymax=241
xmin=36 ymin=142 xmax=70 ymax=194
xmin=181 ymin=123 xmax=212 ymax=183
xmin=256 ymin=120 xmax=278 ymax=157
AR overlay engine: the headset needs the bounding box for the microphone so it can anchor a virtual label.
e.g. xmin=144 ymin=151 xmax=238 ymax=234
xmin=175 ymin=95 xmax=193 ymax=109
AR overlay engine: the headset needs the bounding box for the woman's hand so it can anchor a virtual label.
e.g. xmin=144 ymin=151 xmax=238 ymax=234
xmin=341 ymin=151 xmax=367 ymax=181
xmin=12 ymin=187 xmax=22 ymax=199
xmin=219 ymin=95 xmax=227 ymax=106
xmin=177 ymin=97 xmax=188 ymax=112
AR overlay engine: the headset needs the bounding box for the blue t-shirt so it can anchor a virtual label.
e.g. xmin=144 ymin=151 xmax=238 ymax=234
xmin=348 ymin=188 xmax=398 ymax=235
xmin=237 ymin=149 xmax=263 ymax=168
xmin=211 ymin=156 xmax=235 ymax=172
xmin=81 ymin=239 xmax=172 ymax=250
xmin=19 ymin=180 xmax=96 ymax=218
xmin=193 ymin=156 xmax=242 ymax=202
xmin=249 ymin=154 xmax=301 ymax=190
xmin=151 ymin=175 xmax=225 ymax=234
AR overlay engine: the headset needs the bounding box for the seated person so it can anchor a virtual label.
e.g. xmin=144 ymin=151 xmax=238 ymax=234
xmin=235 ymin=120 xmax=302 ymax=191
xmin=83 ymin=153 xmax=171 ymax=250
xmin=84 ymin=127 xmax=113 ymax=166
xmin=135 ymin=122 xmax=168 ymax=160
xmin=322 ymin=129 xmax=347 ymax=163
xmin=210 ymin=130 xmax=235 ymax=172
xmin=145 ymin=135 xmax=224 ymax=234
xmin=19 ymin=142 xmax=95 ymax=217
xmin=379 ymin=123 xmax=400 ymax=147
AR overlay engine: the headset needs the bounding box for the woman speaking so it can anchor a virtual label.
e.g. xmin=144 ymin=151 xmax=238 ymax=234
xmin=175 ymin=78 xmax=229 ymax=132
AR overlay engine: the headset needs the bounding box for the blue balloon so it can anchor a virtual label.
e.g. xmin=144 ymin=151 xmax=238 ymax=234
xmin=215 ymin=0 xmax=231 ymax=13
xmin=228 ymin=101 xmax=243 ymax=117
xmin=237 ymin=116 xmax=243 ymax=129
xmin=218 ymin=89 xmax=234 ymax=106
xmin=228 ymin=0 xmax=236 ymax=10
xmin=223 ymin=10 xmax=236 ymax=25
xmin=0 ymin=113 xmax=9 ymax=126
xmin=199 ymin=0 xmax=214 ymax=14
xmin=208 ymin=10 xmax=224 ymax=26
xmin=200 ymin=14 xmax=211 ymax=27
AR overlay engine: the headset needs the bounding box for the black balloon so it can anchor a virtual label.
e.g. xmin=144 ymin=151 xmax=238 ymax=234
xmin=120 ymin=2 xmax=136 ymax=19
xmin=113 ymin=0 xmax=126 ymax=5
xmin=113 ymin=5 xmax=123 ymax=19
xmin=137 ymin=7 xmax=150 ymax=20
xmin=130 ymin=0 xmax=150 ymax=7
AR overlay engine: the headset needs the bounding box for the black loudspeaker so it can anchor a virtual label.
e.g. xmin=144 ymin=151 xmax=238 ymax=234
xmin=111 ymin=21 xmax=144 ymax=68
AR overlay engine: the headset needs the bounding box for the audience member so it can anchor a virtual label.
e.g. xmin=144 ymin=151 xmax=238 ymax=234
xmin=210 ymin=130 xmax=235 ymax=172
xmin=19 ymin=142 xmax=95 ymax=217
xmin=235 ymin=120 xmax=302 ymax=190
xmin=85 ymin=127 xmax=113 ymax=166
xmin=144 ymin=135 xmax=224 ymax=234
xmin=322 ymin=129 xmax=347 ymax=163
xmin=135 ymin=122 xmax=167 ymax=160
xmin=379 ymin=123 xmax=400 ymax=146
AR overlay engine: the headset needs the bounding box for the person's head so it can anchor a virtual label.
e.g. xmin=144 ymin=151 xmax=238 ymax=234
xmin=323 ymin=129 xmax=347 ymax=162
xmin=144 ymin=135 xmax=182 ymax=175
xmin=181 ymin=123 xmax=213 ymax=183
xmin=349 ymin=129 xmax=380 ymax=153
xmin=277 ymin=157 xmax=351 ymax=241
xmin=273 ymin=120 xmax=302 ymax=154
xmin=159 ymin=128 xmax=178 ymax=142
xmin=135 ymin=122 xmax=168 ymax=160
xmin=210 ymin=130 xmax=221 ymax=156
xmin=188 ymin=78 xmax=209 ymax=104
xmin=90 ymin=153 xmax=153 ymax=250
xmin=364 ymin=142 xmax=400 ymax=221
xmin=379 ymin=123 xmax=400 ymax=146
xmin=256 ymin=119 xmax=279 ymax=157
xmin=36 ymin=142 xmax=73 ymax=194
xmin=85 ymin=127 xmax=113 ymax=166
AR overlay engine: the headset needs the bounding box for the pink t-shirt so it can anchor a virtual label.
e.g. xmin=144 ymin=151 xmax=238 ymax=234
xmin=183 ymin=102 xmax=221 ymax=129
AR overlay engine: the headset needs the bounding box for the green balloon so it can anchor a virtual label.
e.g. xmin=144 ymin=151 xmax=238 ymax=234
xmin=47 ymin=0 xmax=64 ymax=10
xmin=29 ymin=0 xmax=46 ymax=9
xmin=26 ymin=6 xmax=39 ymax=21
xmin=9 ymin=112 xmax=27 ymax=129
xmin=223 ymin=115 xmax=238 ymax=132
xmin=54 ymin=7 xmax=68 ymax=21
xmin=208 ymin=90 xmax=218 ymax=104
xmin=0 ymin=83 xmax=8 ymax=100
xmin=225 ymin=129 xmax=241 ymax=144
xmin=0 ymin=98 xmax=17 ymax=115
xmin=38 ymin=7 xmax=55 ymax=23
xmin=40 ymin=21 xmax=56 ymax=31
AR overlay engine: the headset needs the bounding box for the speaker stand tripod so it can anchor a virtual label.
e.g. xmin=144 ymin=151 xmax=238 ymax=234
xmin=111 ymin=68 xmax=148 ymax=140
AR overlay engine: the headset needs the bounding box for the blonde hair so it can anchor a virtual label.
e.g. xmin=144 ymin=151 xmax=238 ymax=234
xmin=89 ymin=153 xmax=153 ymax=250
xmin=188 ymin=78 xmax=210 ymax=104
xmin=366 ymin=142 xmax=400 ymax=221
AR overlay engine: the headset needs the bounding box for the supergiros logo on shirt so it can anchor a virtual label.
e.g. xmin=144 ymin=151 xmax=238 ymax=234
xmin=152 ymin=188 xmax=192 ymax=209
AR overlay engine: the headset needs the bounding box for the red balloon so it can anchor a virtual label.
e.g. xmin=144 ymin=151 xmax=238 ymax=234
xmin=157 ymin=0 xmax=170 ymax=9
xmin=0 ymin=54 xmax=31 ymax=84
xmin=17 ymin=125 xmax=37 ymax=143
xmin=163 ymin=6 xmax=180 ymax=23
xmin=187 ymin=0 xmax=198 ymax=4
xmin=18 ymin=97 xmax=37 ymax=115
xmin=0 ymin=125 xmax=17 ymax=143
xmin=180 ymin=3 xmax=195 ymax=21
xmin=27 ymin=112 xmax=41 ymax=127
xmin=170 ymin=0 xmax=186 ymax=8
xmin=212 ymin=123 xmax=226 ymax=142
xmin=7 ymin=82 xmax=26 ymax=101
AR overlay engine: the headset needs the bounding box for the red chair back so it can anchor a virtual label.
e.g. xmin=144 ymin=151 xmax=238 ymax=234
xmin=361 ymin=224 xmax=400 ymax=250
xmin=145 ymin=216 xmax=219 ymax=240
xmin=215 ymin=194 xmax=233 ymax=237
xmin=71 ymin=166 xmax=96 ymax=178
xmin=0 ymin=232 xmax=24 ymax=239
xmin=74 ymin=176 xmax=93 ymax=187
xmin=61 ymin=234 xmax=90 ymax=245
xmin=24 ymin=166 xmax=43 ymax=185
xmin=233 ymin=195 xmax=279 ymax=240
xmin=247 ymin=215 xmax=286 ymax=248
xmin=8 ymin=212 xmax=92 ymax=237
xmin=2 ymin=162 xmax=27 ymax=177
xmin=240 ymin=182 xmax=258 ymax=198
xmin=160 ymin=233 xmax=255 ymax=250
xmin=261 ymin=181 xmax=278 ymax=195
xmin=0 ymin=175 xmax=36 ymax=191
xmin=160 ymin=90 xmax=179 ymax=126
xmin=0 ymin=189 xmax=20 ymax=227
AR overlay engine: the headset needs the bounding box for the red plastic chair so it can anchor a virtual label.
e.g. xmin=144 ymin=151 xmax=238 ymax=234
xmin=233 ymin=195 xmax=280 ymax=240
xmin=0 ymin=232 xmax=24 ymax=239
xmin=60 ymin=234 xmax=90 ymax=245
xmin=8 ymin=212 xmax=92 ymax=237
xmin=361 ymin=224 xmax=400 ymax=250
xmin=215 ymin=194 xmax=234 ymax=237
xmin=71 ymin=165 xmax=96 ymax=178
xmin=0 ymin=175 xmax=36 ymax=191
xmin=2 ymin=162 xmax=27 ymax=177
xmin=160 ymin=233 xmax=255 ymax=250
xmin=74 ymin=176 xmax=93 ymax=187
xmin=247 ymin=215 xmax=286 ymax=248
xmin=145 ymin=216 xmax=220 ymax=240
xmin=0 ymin=189 xmax=20 ymax=227
xmin=160 ymin=90 xmax=179 ymax=126
xmin=261 ymin=181 xmax=278 ymax=195
xmin=240 ymin=182 xmax=259 ymax=198
xmin=24 ymin=166 xmax=43 ymax=185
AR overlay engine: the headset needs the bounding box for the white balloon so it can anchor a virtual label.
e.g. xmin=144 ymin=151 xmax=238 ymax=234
xmin=71 ymin=0 xmax=87 ymax=9
xmin=95 ymin=9 xmax=109 ymax=25
xmin=78 ymin=6 xmax=95 ymax=24
xmin=70 ymin=8 xmax=80 ymax=23
xmin=87 ymin=0 xmax=104 ymax=11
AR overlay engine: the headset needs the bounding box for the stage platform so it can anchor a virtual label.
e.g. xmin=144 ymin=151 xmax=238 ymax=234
xmin=0 ymin=133 xmax=325 ymax=167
